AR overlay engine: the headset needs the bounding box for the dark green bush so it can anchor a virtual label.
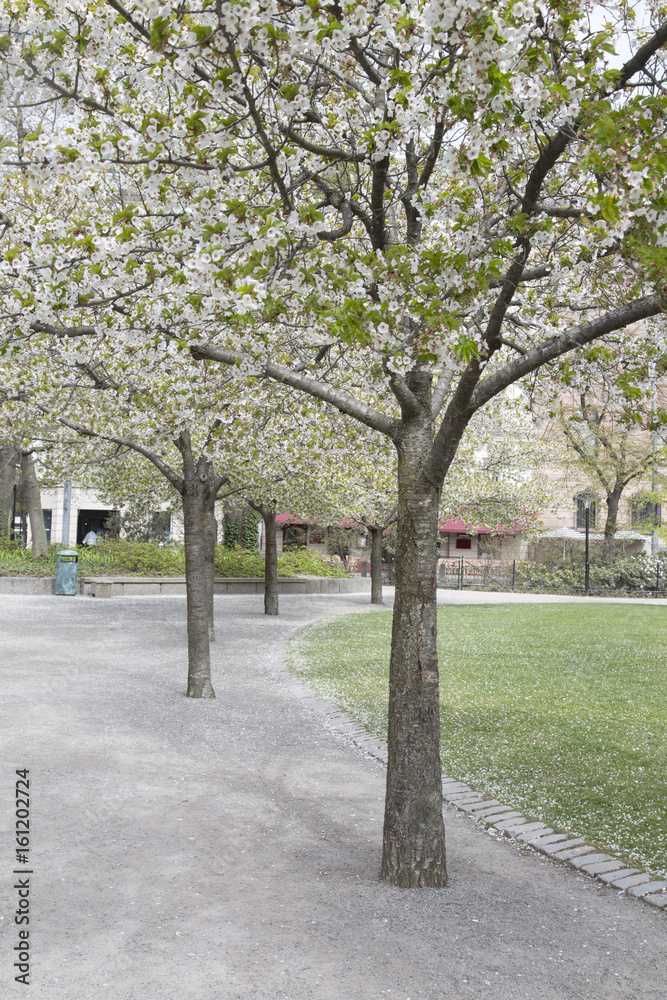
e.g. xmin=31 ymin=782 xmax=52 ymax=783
xmin=513 ymin=552 xmax=665 ymax=593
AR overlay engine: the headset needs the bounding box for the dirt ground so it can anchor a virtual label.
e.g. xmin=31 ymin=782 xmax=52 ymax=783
xmin=0 ymin=591 xmax=664 ymax=999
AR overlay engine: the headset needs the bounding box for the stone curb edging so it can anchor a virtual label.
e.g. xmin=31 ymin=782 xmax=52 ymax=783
xmin=288 ymin=674 xmax=666 ymax=911
xmin=0 ymin=575 xmax=371 ymax=596
xmin=78 ymin=575 xmax=371 ymax=597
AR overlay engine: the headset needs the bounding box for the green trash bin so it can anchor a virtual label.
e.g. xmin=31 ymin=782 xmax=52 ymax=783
xmin=55 ymin=549 xmax=78 ymax=596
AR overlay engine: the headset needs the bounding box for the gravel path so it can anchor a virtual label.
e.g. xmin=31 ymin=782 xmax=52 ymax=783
xmin=0 ymin=592 xmax=665 ymax=999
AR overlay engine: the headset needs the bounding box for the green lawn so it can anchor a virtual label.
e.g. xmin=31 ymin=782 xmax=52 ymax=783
xmin=287 ymin=604 xmax=667 ymax=879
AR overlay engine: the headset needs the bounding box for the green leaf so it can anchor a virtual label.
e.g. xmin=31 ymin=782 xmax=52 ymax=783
xmin=469 ymin=154 xmax=492 ymax=177
xmin=149 ymin=16 xmax=171 ymax=50
xmin=190 ymin=23 xmax=213 ymax=43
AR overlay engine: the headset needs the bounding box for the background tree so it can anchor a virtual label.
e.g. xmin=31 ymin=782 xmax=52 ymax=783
xmin=0 ymin=443 xmax=18 ymax=539
xmin=18 ymin=449 xmax=48 ymax=556
xmin=235 ymin=389 xmax=356 ymax=615
xmin=536 ymin=335 xmax=667 ymax=560
xmin=0 ymin=334 xmax=278 ymax=698
xmin=0 ymin=381 xmax=52 ymax=555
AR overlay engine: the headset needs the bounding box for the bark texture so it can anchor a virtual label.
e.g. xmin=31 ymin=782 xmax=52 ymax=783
xmin=261 ymin=505 xmax=279 ymax=615
xmin=381 ymin=371 xmax=446 ymax=887
xmin=604 ymin=486 xmax=622 ymax=563
xmin=369 ymin=525 xmax=384 ymax=605
xmin=20 ymin=451 xmax=48 ymax=558
xmin=180 ymin=444 xmax=216 ymax=699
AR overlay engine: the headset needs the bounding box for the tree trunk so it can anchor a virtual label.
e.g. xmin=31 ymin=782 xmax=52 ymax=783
xmin=182 ymin=461 xmax=215 ymax=699
xmin=20 ymin=451 xmax=48 ymax=558
xmin=203 ymin=499 xmax=217 ymax=642
xmin=604 ymin=487 xmax=622 ymax=563
xmin=262 ymin=506 xmax=279 ymax=615
xmin=369 ymin=525 xmax=384 ymax=605
xmin=381 ymin=374 xmax=446 ymax=887
xmin=0 ymin=445 xmax=19 ymax=540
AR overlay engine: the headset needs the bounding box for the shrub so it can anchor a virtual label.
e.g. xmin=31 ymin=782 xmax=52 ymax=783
xmin=78 ymin=539 xmax=184 ymax=576
xmin=214 ymin=546 xmax=346 ymax=578
xmin=276 ymin=547 xmax=346 ymax=578
xmin=512 ymin=552 xmax=666 ymax=594
xmin=0 ymin=539 xmax=348 ymax=579
xmin=214 ymin=547 xmax=265 ymax=577
xmin=0 ymin=542 xmax=58 ymax=577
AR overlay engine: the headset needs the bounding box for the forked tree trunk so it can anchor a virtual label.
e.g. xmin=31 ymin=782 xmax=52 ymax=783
xmin=182 ymin=467 xmax=215 ymax=699
xmin=262 ymin=506 xmax=279 ymax=615
xmin=203 ymin=499 xmax=217 ymax=641
xmin=369 ymin=525 xmax=384 ymax=605
xmin=20 ymin=451 xmax=48 ymax=558
xmin=381 ymin=379 xmax=446 ymax=887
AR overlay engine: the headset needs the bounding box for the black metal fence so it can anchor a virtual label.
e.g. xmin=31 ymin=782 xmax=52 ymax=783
xmin=436 ymin=557 xmax=667 ymax=598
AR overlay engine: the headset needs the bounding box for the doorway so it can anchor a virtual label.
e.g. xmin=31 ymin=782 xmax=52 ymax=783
xmin=76 ymin=509 xmax=118 ymax=545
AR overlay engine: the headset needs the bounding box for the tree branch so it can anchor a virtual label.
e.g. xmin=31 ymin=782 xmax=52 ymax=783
xmin=105 ymin=0 xmax=150 ymax=39
xmin=58 ymin=414 xmax=184 ymax=492
xmin=174 ymin=428 xmax=195 ymax=481
xmin=190 ymin=342 xmax=397 ymax=437
xmin=500 ymin=337 xmax=527 ymax=355
xmin=472 ymin=295 xmax=666 ymax=412
xmin=383 ymin=360 xmax=422 ymax=418
xmin=23 ymin=56 xmax=112 ymax=116
xmin=317 ymin=198 xmax=354 ymax=241
xmin=31 ymin=321 xmax=99 ymax=338
xmin=296 ymin=54 xmax=374 ymax=105
xmin=370 ymin=154 xmax=389 ymax=251
xmin=428 ymin=360 xmax=483 ymax=487
xmin=533 ymin=201 xmax=587 ymax=219
xmin=431 ymin=363 xmax=458 ymax=419
xmin=348 ymin=37 xmax=383 ymax=85
xmin=418 ymin=120 xmax=445 ymax=189
xmin=614 ymin=22 xmax=667 ymax=90
xmin=279 ymin=125 xmax=366 ymax=162
xmin=493 ymin=265 xmax=551 ymax=287
xmin=311 ymin=176 xmax=374 ymax=241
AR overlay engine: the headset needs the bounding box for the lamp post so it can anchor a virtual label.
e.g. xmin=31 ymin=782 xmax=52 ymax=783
xmin=650 ymin=361 xmax=659 ymax=559
xmin=583 ymin=496 xmax=591 ymax=597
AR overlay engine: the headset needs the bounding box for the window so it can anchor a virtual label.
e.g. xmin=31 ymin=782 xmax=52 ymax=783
xmin=575 ymin=493 xmax=597 ymax=530
xmin=43 ymin=509 xmax=52 ymax=543
xmin=631 ymin=495 xmax=661 ymax=530
xmin=455 ymin=536 xmax=472 ymax=550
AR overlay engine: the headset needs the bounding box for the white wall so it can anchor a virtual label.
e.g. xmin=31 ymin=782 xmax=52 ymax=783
xmin=39 ymin=486 xmax=115 ymax=547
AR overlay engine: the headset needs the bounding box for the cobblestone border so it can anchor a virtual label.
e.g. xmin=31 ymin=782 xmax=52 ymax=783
xmin=290 ymin=676 xmax=667 ymax=912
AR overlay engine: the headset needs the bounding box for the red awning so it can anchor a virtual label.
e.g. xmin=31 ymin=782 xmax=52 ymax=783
xmin=275 ymin=513 xmax=300 ymax=525
xmin=439 ymin=518 xmax=492 ymax=534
